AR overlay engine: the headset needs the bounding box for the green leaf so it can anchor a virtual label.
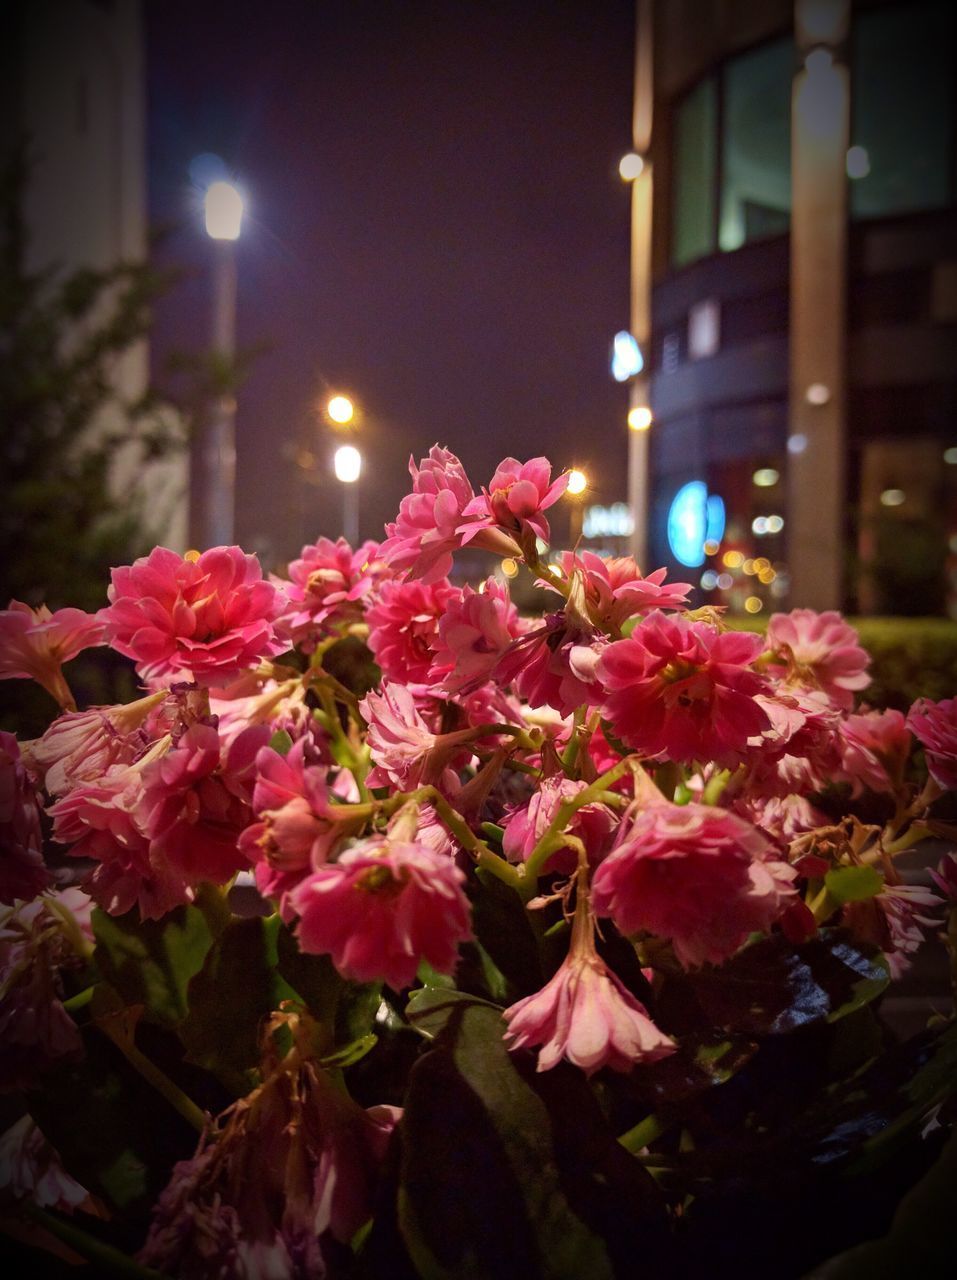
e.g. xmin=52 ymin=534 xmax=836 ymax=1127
xmin=92 ymin=897 xmax=221 ymax=1030
xmin=824 ymin=865 xmax=885 ymax=905
xmin=468 ymin=867 xmax=545 ymax=998
xmin=395 ymin=991 xmax=668 ymax=1279
xmin=268 ymin=728 xmax=294 ymax=756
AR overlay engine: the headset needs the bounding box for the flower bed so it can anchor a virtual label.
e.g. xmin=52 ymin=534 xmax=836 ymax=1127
xmin=1 ymin=446 xmax=956 ymax=1278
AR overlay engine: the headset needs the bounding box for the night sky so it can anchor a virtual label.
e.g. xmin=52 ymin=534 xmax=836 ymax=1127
xmin=146 ymin=0 xmax=636 ymax=566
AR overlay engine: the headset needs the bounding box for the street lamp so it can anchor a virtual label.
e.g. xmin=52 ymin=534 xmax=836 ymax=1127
xmin=198 ymin=179 xmax=244 ymax=548
xmin=333 ymin=444 xmax=362 ymax=545
xmin=565 ymin=468 xmax=588 ymax=545
xmin=326 ymin=395 xmax=355 ymax=426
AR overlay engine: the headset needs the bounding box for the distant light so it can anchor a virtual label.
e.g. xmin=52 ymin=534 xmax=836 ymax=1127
xmin=744 ymin=596 xmax=764 ymax=614
xmin=700 ymin=570 xmax=718 ymax=590
xmin=771 ymin=576 xmax=789 ymax=598
xmin=667 ymin=481 xmax=725 ymax=568
xmin=846 ymin=145 xmax=871 ymax=180
xmin=722 ymin=550 xmax=744 ymax=569
xmin=753 ymin=516 xmax=768 ymax=535
xmin=944 ymin=447 xmax=957 ymax=465
xmin=788 ymin=434 xmax=808 ymax=455
xmin=628 ymin=405 xmax=653 ymax=431
xmin=333 ymin=445 xmax=362 ymax=483
xmin=753 ymin=558 xmax=771 ymax=572
xmin=501 ymin=558 xmax=519 ymax=578
xmin=327 ymin=395 xmax=355 ymax=425
xmin=880 ymin=488 xmax=905 ymax=507
xmin=804 ymin=47 xmax=834 ymax=75
xmin=611 ymin=331 xmax=644 ymax=381
xmin=583 ymin=503 xmax=634 ymax=539
xmin=703 ymin=539 xmax=720 ymax=556
xmin=743 ymin=558 xmax=757 ymax=575
xmin=758 ymin=567 xmax=777 ymax=584
xmin=753 ymin=468 xmax=779 ymax=488
xmin=806 ymin=382 xmax=830 ymax=406
xmin=566 ymin=469 xmax=588 ymax=496
xmin=716 ymin=572 xmax=734 ymax=590
xmin=619 ymin=152 xmax=645 ymax=182
xmin=204 ymin=181 xmax=244 ymax=240
xmin=766 ymin=514 xmax=784 ymax=533
xmin=688 ymin=298 xmax=721 ymax=360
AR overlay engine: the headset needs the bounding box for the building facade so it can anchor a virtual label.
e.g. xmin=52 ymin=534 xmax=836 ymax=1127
xmin=627 ymin=0 xmax=957 ymax=616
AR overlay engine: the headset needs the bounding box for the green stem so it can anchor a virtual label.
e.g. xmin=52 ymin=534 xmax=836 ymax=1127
xmin=120 ymin=1040 xmax=207 ymax=1134
xmin=19 ymin=1203 xmax=166 ymax=1278
xmin=62 ymin=985 xmax=95 ymax=1014
xmin=618 ymin=1112 xmax=669 ymax=1154
xmin=407 ymin=786 xmax=522 ymax=890
xmin=523 ymin=759 xmax=632 ymax=894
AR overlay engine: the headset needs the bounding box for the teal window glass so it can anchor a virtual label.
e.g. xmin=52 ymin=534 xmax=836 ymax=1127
xmin=672 ymin=77 xmax=717 ymax=267
xmin=850 ymin=1 xmax=955 ymax=219
xmin=719 ymin=38 xmax=793 ymax=252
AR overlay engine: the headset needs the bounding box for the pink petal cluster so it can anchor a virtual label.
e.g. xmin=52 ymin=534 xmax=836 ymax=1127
xmin=379 ymin=446 xmax=478 ymax=583
xmin=503 ymin=776 xmax=616 ymax=874
xmin=0 ymin=600 xmax=104 ymax=706
xmin=275 ymin=536 xmax=382 ymax=650
xmin=835 ymin=708 xmax=911 ymax=795
xmin=596 ymin=613 xmax=770 ymax=766
xmin=366 ymin=576 xmax=458 ymax=687
xmin=552 ymin=551 xmax=692 ymax=630
xmin=139 ymin=723 xmax=269 ymax=886
xmin=291 ymin=836 xmax=472 ymax=990
xmin=99 ymin=546 xmax=286 ymax=686
xmin=30 ymin=689 xmax=168 ymax=795
xmin=504 ymin=946 xmax=675 ymax=1074
xmin=0 ymin=731 xmax=50 ymax=905
xmin=591 ymin=802 xmax=797 ymax=968
xmin=767 ymin=608 xmax=870 ymax=709
xmin=361 ymin=683 xmax=463 ymax=792
xmin=239 ymin=739 xmax=352 ymax=914
xmin=461 ymin=456 xmax=568 ymax=546
xmin=907 ymin=696 xmax=957 ymax=792
xmin=431 ymin=577 xmax=523 ymax=693
xmin=844 ymin=881 xmax=941 ymax=978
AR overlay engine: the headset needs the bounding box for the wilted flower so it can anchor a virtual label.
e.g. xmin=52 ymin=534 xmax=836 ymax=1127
xmin=0 ymin=731 xmax=50 ymax=906
xmin=0 ymin=600 xmax=103 ymax=709
xmin=291 ymin=835 xmax=472 ymax=990
xmin=361 ymin=682 xmax=466 ymax=792
xmin=907 ymin=696 xmax=957 ymax=792
xmin=596 ymin=612 xmax=770 ymax=766
xmin=30 ymin=689 xmax=169 ymax=796
xmin=275 ymin=536 xmax=383 ymax=651
xmin=99 ymin=545 xmax=286 ymax=686
xmin=844 ymin=880 xmax=941 ymax=978
xmin=504 ymin=879 xmax=674 ymax=1074
xmin=767 ymin=609 xmax=870 ymax=710
xmin=0 ymin=1116 xmax=90 ymax=1212
xmin=366 ymin=576 xmax=458 ymax=687
xmin=591 ymin=802 xmax=796 ymax=968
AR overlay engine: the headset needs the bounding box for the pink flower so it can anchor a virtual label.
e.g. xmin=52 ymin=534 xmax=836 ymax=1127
xmin=767 ymin=609 xmax=870 ymax=710
xmin=461 ymin=456 xmax=568 ymax=546
xmin=49 ymin=759 xmax=191 ymax=919
xmin=907 ymin=697 xmax=957 ymax=792
xmin=0 ymin=1116 xmax=90 ymax=1212
xmin=138 ymin=723 xmax=269 ymax=887
xmin=732 ymin=793 xmax=830 ymax=849
xmin=239 ymin=740 xmax=357 ymax=915
xmin=360 ymin=683 xmax=465 ymax=792
xmin=591 ymin=802 xmax=797 ymax=968
xmin=503 ymin=777 xmax=617 ymax=875
xmin=930 ymin=852 xmax=957 ymax=900
xmin=381 ymin=446 xmax=520 ymax=583
xmin=274 ymin=536 xmax=383 ymax=651
xmin=0 ymin=600 xmax=104 ymax=708
xmin=551 ymin=551 xmax=692 ymax=631
xmin=99 ymin=545 xmax=286 ymax=686
xmin=366 ymin=576 xmax=458 ymax=687
xmin=596 ymin=613 xmax=770 ymax=766
xmin=844 ymin=882 xmax=941 ymax=978
xmin=0 ymin=731 xmax=50 ymax=905
xmin=430 ymin=577 xmax=523 ymax=693
xmin=503 ymin=889 xmax=674 ymax=1074
xmin=835 ymin=708 xmax=911 ymax=795
xmin=291 ymin=836 xmax=472 ymax=990
xmin=29 ymin=689 xmax=169 ymax=796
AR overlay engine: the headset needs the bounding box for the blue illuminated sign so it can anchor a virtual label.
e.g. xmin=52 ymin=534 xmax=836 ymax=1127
xmin=667 ymin=481 xmax=725 ymax=567
xmin=611 ymin=331 xmax=644 ymax=382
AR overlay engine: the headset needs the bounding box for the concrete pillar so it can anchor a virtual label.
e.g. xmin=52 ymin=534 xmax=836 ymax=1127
xmin=786 ymin=0 xmax=851 ymax=609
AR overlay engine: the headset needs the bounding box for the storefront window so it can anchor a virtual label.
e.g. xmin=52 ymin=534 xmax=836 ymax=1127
xmin=850 ymin=1 xmax=955 ymax=220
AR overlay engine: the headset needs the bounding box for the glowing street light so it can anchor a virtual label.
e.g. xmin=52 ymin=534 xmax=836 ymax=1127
xmin=619 ymin=152 xmax=645 ymax=182
xmin=333 ymin=445 xmax=362 ymax=545
xmin=628 ymin=405 xmax=653 ymax=432
xmin=204 ymin=181 xmax=244 ymax=240
xmin=566 ymin=469 xmax=587 ymax=496
xmin=327 ymin=395 xmax=355 ymax=425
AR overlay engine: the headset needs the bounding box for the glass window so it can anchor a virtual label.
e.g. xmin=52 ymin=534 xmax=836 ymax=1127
xmin=850 ymin=1 xmax=955 ymax=220
xmin=672 ymin=77 xmax=717 ymax=267
xmin=719 ymin=38 xmax=793 ymax=252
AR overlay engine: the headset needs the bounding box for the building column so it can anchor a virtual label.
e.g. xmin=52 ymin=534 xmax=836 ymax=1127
xmin=627 ymin=0 xmax=654 ymax=569
xmin=786 ymin=0 xmax=851 ymax=609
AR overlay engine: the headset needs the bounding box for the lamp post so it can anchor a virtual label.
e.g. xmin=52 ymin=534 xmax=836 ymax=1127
xmin=199 ymin=180 xmax=243 ymax=548
xmin=566 ymin=468 xmax=588 ymax=546
xmin=334 ymin=444 xmax=362 ymax=546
